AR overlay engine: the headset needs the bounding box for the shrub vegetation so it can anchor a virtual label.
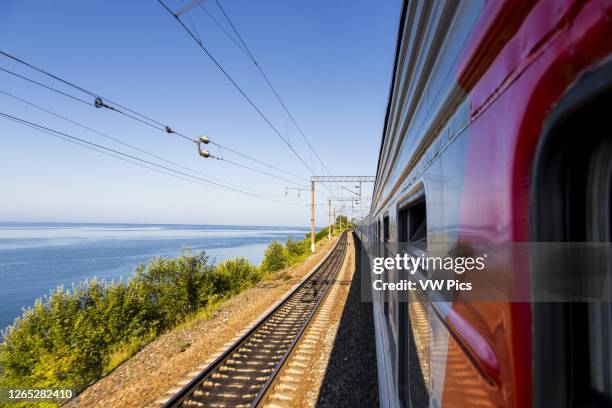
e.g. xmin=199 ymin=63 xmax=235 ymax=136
xmin=0 ymin=228 xmax=342 ymax=399
xmin=260 ymin=241 xmax=287 ymax=272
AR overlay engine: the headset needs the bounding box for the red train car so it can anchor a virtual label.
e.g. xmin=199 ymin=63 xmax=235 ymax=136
xmin=355 ymin=0 xmax=612 ymax=406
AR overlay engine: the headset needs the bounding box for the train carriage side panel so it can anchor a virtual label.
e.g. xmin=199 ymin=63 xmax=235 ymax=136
xmin=362 ymin=0 xmax=612 ymax=407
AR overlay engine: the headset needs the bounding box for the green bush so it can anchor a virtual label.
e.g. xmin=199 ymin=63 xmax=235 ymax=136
xmin=311 ymin=218 xmax=353 ymax=242
xmin=260 ymin=241 xmax=287 ymax=272
xmin=285 ymin=238 xmax=308 ymax=260
xmin=315 ymin=227 xmax=331 ymax=242
xmin=132 ymin=249 xmax=214 ymax=331
xmin=0 ymin=235 xmax=330 ymax=398
xmin=211 ymin=257 xmax=261 ymax=295
xmin=0 ymin=282 xmax=121 ymax=391
xmin=0 ymin=249 xmax=259 ymax=396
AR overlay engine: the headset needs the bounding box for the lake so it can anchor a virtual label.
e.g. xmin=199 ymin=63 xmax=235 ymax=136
xmin=0 ymin=222 xmax=309 ymax=332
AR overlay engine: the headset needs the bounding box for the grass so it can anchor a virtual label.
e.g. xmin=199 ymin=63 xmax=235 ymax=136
xmin=103 ymin=336 xmax=152 ymax=375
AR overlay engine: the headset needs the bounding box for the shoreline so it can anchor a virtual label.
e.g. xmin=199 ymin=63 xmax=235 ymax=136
xmin=0 ymin=223 xmax=311 ymax=331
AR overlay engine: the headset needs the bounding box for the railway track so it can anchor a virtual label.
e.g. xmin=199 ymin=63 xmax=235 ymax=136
xmin=162 ymin=232 xmax=348 ymax=408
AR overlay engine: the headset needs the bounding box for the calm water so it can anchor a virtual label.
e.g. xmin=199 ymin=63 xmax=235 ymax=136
xmin=0 ymin=222 xmax=309 ymax=331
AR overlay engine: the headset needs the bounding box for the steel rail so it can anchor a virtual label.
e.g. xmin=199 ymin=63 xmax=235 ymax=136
xmin=251 ymin=234 xmax=347 ymax=406
xmin=162 ymin=232 xmax=348 ymax=407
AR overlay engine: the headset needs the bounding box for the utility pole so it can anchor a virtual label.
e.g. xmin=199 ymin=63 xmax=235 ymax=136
xmin=328 ymin=196 xmax=372 ymax=229
xmin=310 ymin=180 xmax=315 ymax=253
xmin=328 ymin=199 xmax=332 ymax=240
xmin=333 ymin=208 xmax=336 ymax=234
xmin=310 ymin=176 xmax=375 ymax=250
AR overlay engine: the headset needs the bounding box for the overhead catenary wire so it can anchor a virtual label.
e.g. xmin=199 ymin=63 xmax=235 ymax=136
xmin=5 ymin=114 xmax=243 ymax=194
xmin=0 ymin=111 xmax=233 ymax=197
xmin=198 ymin=2 xmax=250 ymax=57
xmin=12 ymin=117 xmax=211 ymax=189
xmin=180 ymin=0 xmax=204 ymax=45
xmin=155 ymin=0 xmax=317 ymax=176
xmin=0 ymin=88 xmax=280 ymax=195
xmin=198 ymin=3 xmax=335 ymax=196
xmin=212 ymin=0 xmax=331 ymax=175
xmin=208 ymin=154 xmax=308 ymax=187
xmin=205 ymin=6 xmax=339 ymax=193
xmin=0 ymin=50 xmax=168 ymax=129
xmin=0 ymin=111 xmax=304 ymax=206
xmin=0 ymin=52 xmax=308 ymax=182
xmin=207 ymin=139 xmax=305 ymax=181
xmin=0 ymin=66 xmax=91 ymax=107
xmin=0 ymin=58 xmax=187 ymax=138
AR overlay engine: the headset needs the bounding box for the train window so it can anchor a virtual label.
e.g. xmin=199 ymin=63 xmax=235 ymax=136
xmin=382 ymin=213 xmax=398 ymax=374
xmin=383 ymin=216 xmax=389 ymax=245
xmin=409 ymin=201 xmax=427 ymax=245
xmin=399 ymin=198 xmax=427 ymax=249
xmin=383 ymin=215 xmax=390 ymax=318
xmin=398 ymin=194 xmax=429 ymax=406
xmin=532 ymin=62 xmax=612 ymax=408
xmin=377 ymin=219 xmax=381 ymax=255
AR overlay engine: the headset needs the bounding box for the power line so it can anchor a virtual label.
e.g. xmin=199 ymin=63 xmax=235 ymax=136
xmin=0 ymin=63 xmax=181 ymax=139
xmin=188 ymin=4 xmax=336 ymax=195
xmin=179 ymin=0 xmax=204 ymax=46
xmin=209 ymin=154 xmax=307 ymax=187
xmin=0 ymin=53 xmax=308 ymax=183
xmin=213 ymin=0 xmax=331 ymax=175
xmin=0 ymin=66 xmax=91 ymax=106
xmin=0 ymin=50 xmax=168 ymax=129
xmin=198 ymin=3 xmax=250 ymax=57
xmin=4 ymin=114 xmax=242 ymax=194
xmin=208 ymin=140 xmax=305 ymax=181
xmin=156 ymin=0 xmax=317 ymax=175
xmin=0 ymin=88 xmax=278 ymax=195
xmin=0 ymin=58 xmax=178 ymax=136
xmin=14 ymin=118 xmax=210 ymax=188
xmin=0 ymin=111 xmax=302 ymax=206
xmin=207 ymin=2 xmax=335 ymax=195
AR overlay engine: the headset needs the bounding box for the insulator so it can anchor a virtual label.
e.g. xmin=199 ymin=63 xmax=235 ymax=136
xmin=199 ymin=148 xmax=211 ymax=158
xmin=199 ymin=136 xmax=210 ymax=144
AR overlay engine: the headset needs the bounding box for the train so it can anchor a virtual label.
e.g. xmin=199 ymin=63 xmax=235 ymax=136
xmin=354 ymin=0 xmax=612 ymax=407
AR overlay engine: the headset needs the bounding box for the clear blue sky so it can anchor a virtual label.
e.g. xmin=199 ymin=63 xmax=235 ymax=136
xmin=0 ymin=0 xmax=400 ymax=226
